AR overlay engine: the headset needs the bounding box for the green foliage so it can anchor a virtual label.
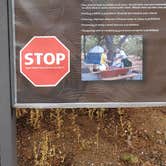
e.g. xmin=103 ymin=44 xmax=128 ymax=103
xmin=81 ymin=35 xmax=143 ymax=58
xmin=81 ymin=35 xmax=104 ymax=53
xmin=122 ymin=36 xmax=143 ymax=58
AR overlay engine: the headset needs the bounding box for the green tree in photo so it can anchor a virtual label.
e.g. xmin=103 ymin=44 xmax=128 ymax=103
xmin=81 ymin=35 xmax=143 ymax=59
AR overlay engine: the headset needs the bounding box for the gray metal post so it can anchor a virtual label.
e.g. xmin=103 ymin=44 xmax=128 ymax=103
xmin=0 ymin=0 xmax=16 ymax=165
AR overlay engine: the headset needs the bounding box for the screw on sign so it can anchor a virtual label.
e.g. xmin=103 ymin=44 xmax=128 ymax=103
xmin=20 ymin=36 xmax=70 ymax=87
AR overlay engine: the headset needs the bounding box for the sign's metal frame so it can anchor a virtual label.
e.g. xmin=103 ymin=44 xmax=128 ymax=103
xmin=0 ymin=0 xmax=16 ymax=165
xmin=0 ymin=0 xmax=166 ymax=165
xmin=14 ymin=102 xmax=166 ymax=108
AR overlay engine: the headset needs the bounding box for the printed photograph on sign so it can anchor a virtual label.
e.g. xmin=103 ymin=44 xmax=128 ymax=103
xmin=81 ymin=35 xmax=143 ymax=81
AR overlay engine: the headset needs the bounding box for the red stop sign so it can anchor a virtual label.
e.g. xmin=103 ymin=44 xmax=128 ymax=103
xmin=20 ymin=36 xmax=70 ymax=87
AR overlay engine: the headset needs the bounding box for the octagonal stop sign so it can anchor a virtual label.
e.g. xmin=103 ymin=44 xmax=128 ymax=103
xmin=20 ymin=36 xmax=70 ymax=87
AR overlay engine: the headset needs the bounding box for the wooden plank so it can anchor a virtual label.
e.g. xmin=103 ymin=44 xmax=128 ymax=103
xmin=102 ymin=73 xmax=138 ymax=80
xmin=90 ymin=66 xmax=138 ymax=74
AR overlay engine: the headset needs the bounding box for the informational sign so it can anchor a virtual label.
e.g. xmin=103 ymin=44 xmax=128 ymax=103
xmin=11 ymin=0 xmax=166 ymax=107
xmin=20 ymin=36 xmax=70 ymax=87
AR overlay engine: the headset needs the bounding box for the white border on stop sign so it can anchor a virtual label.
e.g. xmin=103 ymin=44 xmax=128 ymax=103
xmin=20 ymin=36 xmax=70 ymax=87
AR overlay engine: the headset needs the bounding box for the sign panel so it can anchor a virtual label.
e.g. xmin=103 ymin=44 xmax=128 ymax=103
xmin=11 ymin=0 xmax=166 ymax=107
